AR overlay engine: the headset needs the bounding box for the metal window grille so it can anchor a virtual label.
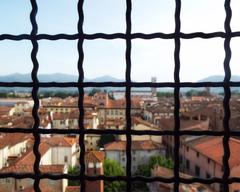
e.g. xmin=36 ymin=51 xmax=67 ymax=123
xmin=0 ymin=0 xmax=239 ymax=192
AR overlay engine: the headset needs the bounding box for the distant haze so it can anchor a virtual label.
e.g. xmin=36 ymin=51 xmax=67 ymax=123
xmin=0 ymin=73 xmax=239 ymax=83
xmin=0 ymin=1 xmax=240 ymax=82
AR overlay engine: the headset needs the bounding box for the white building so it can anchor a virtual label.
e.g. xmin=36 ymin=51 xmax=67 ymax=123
xmin=104 ymin=140 xmax=165 ymax=173
xmin=0 ymin=133 xmax=31 ymax=169
xmin=14 ymin=101 xmax=33 ymax=115
xmin=44 ymin=136 xmax=78 ymax=167
xmin=111 ymin=90 xmax=156 ymax=100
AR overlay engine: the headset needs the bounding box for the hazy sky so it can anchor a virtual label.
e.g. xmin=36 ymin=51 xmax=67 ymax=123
xmin=0 ymin=0 xmax=240 ymax=82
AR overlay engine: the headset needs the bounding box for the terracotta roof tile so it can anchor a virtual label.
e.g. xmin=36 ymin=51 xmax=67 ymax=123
xmin=15 ymin=142 xmax=50 ymax=165
xmin=133 ymin=117 xmax=159 ymax=130
xmin=105 ymin=140 xmax=163 ymax=151
xmin=0 ymin=133 xmax=32 ymax=149
xmin=65 ymin=186 xmax=81 ymax=192
xmin=187 ymin=136 xmax=240 ymax=168
xmin=52 ymin=112 xmax=68 ymax=120
xmin=85 ymin=151 xmax=105 ymax=163
xmin=0 ymin=106 xmax=12 ymax=116
xmin=104 ymin=99 xmax=141 ymax=109
xmin=152 ymin=165 xmax=214 ymax=192
xmin=159 ymin=118 xmax=208 ymax=131
xmin=0 ymin=165 xmax=64 ymax=174
xmin=42 ymin=136 xmax=77 ymax=147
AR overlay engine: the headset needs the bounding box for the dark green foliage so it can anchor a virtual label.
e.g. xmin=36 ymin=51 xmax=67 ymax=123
xmin=108 ymin=93 xmax=115 ymax=100
xmin=88 ymin=88 xmax=102 ymax=96
xmin=135 ymin=155 xmax=174 ymax=177
xmin=0 ymin=92 xmax=30 ymax=98
xmin=97 ymin=134 xmax=116 ymax=148
xmin=157 ymin=92 xmax=174 ymax=98
xmin=38 ymin=91 xmax=78 ymax=99
xmin=133 ymin=155 xmax=174 ymax=191
xmin=134 ymin=164 xmax=151 ymax=177
xmin=103 ymin=159 xmax=125 ymax=192
xmin=185 ymin=89 xmax=206 ymax=97
xmin=149 ymin=155 xmax=174 ymax=170
xmin=68 ymin=166 xmax=80 ymax=186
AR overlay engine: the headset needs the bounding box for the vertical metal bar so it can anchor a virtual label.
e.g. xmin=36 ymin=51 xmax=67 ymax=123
xmin=30 ymin=0 xmax=40 ymax=191
xmin=126 ymin=0 xmax=132 ymax=191
xmin=223 ymin=0 xmax=232 ymax=191
xmin=77 ymin=0 xmax=85 ymax=192
xmin=174 ymin=0 xmax=181 ymax=191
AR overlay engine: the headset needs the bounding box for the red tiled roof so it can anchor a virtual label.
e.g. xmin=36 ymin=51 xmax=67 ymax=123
xmin=0 ymin=165 xmax=64 ymax=174
xmin=133 ymin=117 xmax=159 ymax=130
xmin=23 ymin=177 xmax=64 ymax=192
xmin=52 ymin=112 xmax=68 ymax=120
xmin=0 ymin=133 xmax=32 ymax=149
xmin=15 ymin=142 xmax=50 ymax=165
xmin=158 ymin=118 xmax=208 ymax=131
xmin=65 ymin=186 xmax=81 ymax=192
xmin=103 ymin=98 xmax=141 ymax=109
xmin=105 ymin=140 xmax=163 ymax=151
xmin=43 ymin=136 xmax=76 ymax=147
xmin=152 ymin=165 xmax=214 ymax=192
xmin=189 ymin=137 xmax=240 ymax=168
xmin=85 ymin=151 xmax=105 ymax=163
xmin=0 ymin=106 xmax=12 ymax=115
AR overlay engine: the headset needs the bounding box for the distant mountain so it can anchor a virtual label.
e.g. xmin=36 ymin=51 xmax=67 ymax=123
xmin=0 ymin=73 xmax=124 ymax=83
xmin=39 ymin=73 xmax=79 ymax=82
xmin=198 ymin=75 xmax=240 ymax=82
xmin=189 ymin=75 xmax=240 ymax=93
xmin=0 ymin=74 xmax=239 ymax=93
xmin=90 ymin=75 xmax=123 ymax=82
xmin=0 ymin=73 xmax=124 ymax=93
xmin=0 ymin=73 xmax=32 ymax=82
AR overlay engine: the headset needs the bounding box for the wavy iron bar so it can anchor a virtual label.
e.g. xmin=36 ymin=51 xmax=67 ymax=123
xmin=0 ymin=0 xmax=237 ymax=191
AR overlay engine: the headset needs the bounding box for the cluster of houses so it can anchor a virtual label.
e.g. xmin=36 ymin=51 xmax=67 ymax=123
xmin=0 ymin=91 xmax=240 ymax=191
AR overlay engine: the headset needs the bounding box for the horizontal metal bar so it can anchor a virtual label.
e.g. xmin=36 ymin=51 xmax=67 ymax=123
xmin=1 ymin=32 xmax=240 ymax=41
xmin=0 ymin=81 xmax=240 ymax=88
xmin=0 ymin=173 xmax=240 ymax=184
xmin=1 ymin=127 xmax=240 ymax=136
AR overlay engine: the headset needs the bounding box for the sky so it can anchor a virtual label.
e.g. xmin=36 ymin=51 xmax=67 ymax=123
xmin=0 ymin=0 xmax=240 ymax=82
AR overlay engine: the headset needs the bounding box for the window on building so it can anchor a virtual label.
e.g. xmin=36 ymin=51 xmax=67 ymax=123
xmin=206 ymin=172 xmax=211 ymax=179
xmin=186 ymin=159 xmax=190 ymax=170
xmin=196 ymin=151 xmax=199 ymax=158
xmin=94 ymin=164 xmax=97 ymax=175
xmin=5 ymin=178 xmax=10 ymax=183
xmin=180 ymin=155 xmax=183 ymax=164
xmin=64 ymin=156 xmax=68 ymax=163
xmin=220 ymin=184 xmax=224 ymax=192
xmin=195 ymin=165 xmax=200 ymax=177
xmin=207 ymin=158 xmax=210 ymax=164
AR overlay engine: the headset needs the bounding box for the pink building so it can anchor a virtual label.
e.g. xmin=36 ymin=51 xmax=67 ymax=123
xmin=180 ymin=136 xmax=240 ymax=192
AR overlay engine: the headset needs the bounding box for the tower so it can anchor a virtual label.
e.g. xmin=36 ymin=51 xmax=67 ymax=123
xmin=85 ymin=151 xmax=104 ymax=192
xmin=151 ymin=77 xmax=157 ymax=96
